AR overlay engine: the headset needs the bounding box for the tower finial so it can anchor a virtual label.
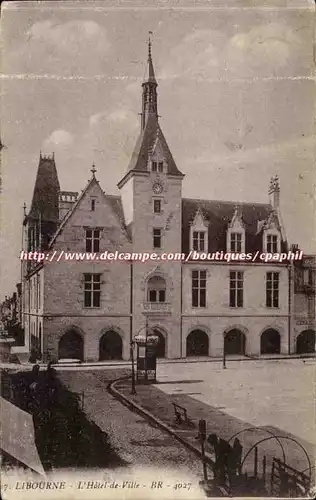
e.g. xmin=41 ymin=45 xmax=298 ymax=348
xmin=148 ymin=31 xmax=153 ymax=59
xmin=268 ymin=174 xmax=280 ymax=210
xmin=144 ymin=31 xmax=156 ymax=84
xmin=91 ymin=163 xmax=97 ymax=177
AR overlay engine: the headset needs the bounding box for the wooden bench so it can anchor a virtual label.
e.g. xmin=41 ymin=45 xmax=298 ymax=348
xmin=172 ymin=402 xmax=194 ymax=427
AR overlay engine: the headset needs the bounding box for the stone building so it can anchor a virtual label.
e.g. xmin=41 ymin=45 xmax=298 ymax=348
xmin=20 ymin=42 xmax=315 ymax=362
xmin=292 ymin=254 xmax=316 ymax=354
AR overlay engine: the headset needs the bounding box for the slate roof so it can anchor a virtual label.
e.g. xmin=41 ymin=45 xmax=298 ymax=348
xmin=106 ymin=195 xmax=285 ymax=254
xmin=29 ymin=155 xmax=60 ymax=223
xmin=182 ymin=198 xmax=286 ymax=254
xmin=121 ymin=113 xmax=184 ymax=180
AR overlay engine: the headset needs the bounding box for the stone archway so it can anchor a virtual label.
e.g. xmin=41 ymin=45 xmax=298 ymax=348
xmin=99 ymin=330 xmax=123 ymax=360
xmin=296 ymin=330 xmax=315 ymax=354
xmin=260 ymin=328 xmax=281 ymax=354
xmin=186 ymin=329 xmax=209 ymax=357
xmin=153 ymin=329 xmax=166 ymax=358
xmin=58 ymin=330 xmax=84 ymax=361
xmin=224 ymin=329 xmax=246 ymax=355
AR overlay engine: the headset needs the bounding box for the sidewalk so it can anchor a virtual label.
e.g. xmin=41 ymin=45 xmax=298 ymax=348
xmin=1 ymin=352 xmax=314 ymax=371
xmin=112 ymin=377 xmax=315 ymax=482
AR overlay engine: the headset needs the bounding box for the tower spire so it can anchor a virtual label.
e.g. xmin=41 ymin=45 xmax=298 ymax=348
xmin=145 ymin=31 xmax=156 ymax=84
xmin=141 ymin=32 xmax=158 ymax=130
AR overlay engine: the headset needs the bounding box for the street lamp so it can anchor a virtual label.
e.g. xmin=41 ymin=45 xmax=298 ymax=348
xmin=223 ymin=332 xmax=227 ymax=369
xmin=130 ymin=323 xmax=159 ymax=395
xmin=130 ymin=340 xmax=137 ymax=395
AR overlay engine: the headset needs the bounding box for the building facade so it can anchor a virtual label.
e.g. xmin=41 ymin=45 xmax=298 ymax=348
xmin=292 ymin=254 xmax=316 ymax=354
xmin=20 ymin=43 xmax=315 ymax=362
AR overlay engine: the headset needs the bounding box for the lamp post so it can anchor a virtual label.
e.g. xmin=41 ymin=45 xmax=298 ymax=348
xmin=130 ymin=340 xmax=137 ymax=395
xmin=223 ymin=333 xmax=227 ymax=369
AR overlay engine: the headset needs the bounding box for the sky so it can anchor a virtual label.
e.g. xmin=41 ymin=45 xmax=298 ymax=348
xmin=0 ymin=0 xmax=315 ymax=300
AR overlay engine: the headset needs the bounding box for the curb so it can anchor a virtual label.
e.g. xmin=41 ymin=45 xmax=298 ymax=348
xmin=107 ymin=376 xmax=215 ymax=470
xmin=1 ymin=354 xmax=314 ymax=371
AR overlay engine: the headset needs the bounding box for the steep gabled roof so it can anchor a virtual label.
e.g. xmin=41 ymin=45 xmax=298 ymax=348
xmin=49 ymin=177 xmax=130 ymax=248
xmin=124 ymin=114 xmax=183 ymax=178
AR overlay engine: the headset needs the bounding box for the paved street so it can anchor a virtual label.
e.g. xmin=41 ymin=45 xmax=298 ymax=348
xmin=57 ymin=369 xmax=207 ymax=498
xmin=154 ymin=358 xmax=315 ymax=447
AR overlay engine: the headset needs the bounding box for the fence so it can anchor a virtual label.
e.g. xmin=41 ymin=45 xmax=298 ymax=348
xmin=271 ymin=458 xmax=310 ymax=497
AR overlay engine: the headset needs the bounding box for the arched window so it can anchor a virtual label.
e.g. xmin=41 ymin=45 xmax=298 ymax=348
xmin=147 ymin=276 xmax=166 ymax=303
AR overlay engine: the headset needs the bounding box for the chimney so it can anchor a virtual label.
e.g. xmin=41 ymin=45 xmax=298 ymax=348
xmin=268 ymin=175 xmax=280 ymax=210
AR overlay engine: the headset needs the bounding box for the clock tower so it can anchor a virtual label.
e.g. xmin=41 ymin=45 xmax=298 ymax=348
xmin=118 ymin=36 xmax=184 ymax=358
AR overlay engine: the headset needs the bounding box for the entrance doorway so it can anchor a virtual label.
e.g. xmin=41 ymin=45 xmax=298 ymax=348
xmin=261 ymin=329 xmax=281 ymax=354
xmin=224 ymin=329 xmax=246 ymax=355
xmin=99 ymin=331 xmax=123 ymax=360
xmin=153 ymin=329 xmax=166 ymax=358
xmin=58 ymin=330 xmax=84 ymax=360
xmin=296 ymin=330 xmax=315 ymax=354
xmin=186 ymin=330 xmax=209 ymax=356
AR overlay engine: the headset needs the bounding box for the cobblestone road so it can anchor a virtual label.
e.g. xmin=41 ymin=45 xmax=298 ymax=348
xmin=57 ymin=370 xmax=207 ymax=497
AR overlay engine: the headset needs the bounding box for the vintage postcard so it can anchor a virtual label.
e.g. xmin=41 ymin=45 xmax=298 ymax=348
xmin=0 ymin=0 xmax=315 ymax=498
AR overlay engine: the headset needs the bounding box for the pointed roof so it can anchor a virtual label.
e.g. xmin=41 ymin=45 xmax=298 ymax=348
xmin=228 ymin=204 xmax=245 ymax=229
xmin=29 ymin=153 xmax=60 ymax=222
xmin=125 ymin=113 xmax=183 ymax=177
xmin=118 ymin=38 xmax=184 ymax=188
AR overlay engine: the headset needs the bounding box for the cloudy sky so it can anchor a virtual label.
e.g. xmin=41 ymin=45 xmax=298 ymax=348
xmin=1 ymin=0 xmax=315 ymax=299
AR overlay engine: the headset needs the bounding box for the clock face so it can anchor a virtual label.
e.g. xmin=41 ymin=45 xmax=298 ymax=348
xmin=152 ymin=182 xmax=163 ymax=195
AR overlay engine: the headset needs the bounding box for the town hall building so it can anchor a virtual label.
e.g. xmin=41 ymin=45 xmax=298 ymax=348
xmin=20 ymin=41 xmax=315 ymax=363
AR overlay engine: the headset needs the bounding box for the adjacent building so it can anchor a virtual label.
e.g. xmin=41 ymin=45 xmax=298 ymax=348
xmin=19 ymin=42 xmax=315 ymax=362
xmin=292 ymin=254 xmax=316 ymax=353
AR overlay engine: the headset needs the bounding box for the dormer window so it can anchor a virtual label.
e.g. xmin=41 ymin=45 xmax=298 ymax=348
xmin=263 ymin=231 xmax=281 ymax=254
xmin=267 ymin=234 xmax=278 ymax=253
xmin=190 ymin=209 xmax=209 ymax=253
xmin=193 ymin=231 xmax=205 ymax=252
xmin=262 ymin=211 xmax=281 ymax=254
xmin=227 ymin=207 xmax=245 ymax=253
xmin=91 ymin=199 xmax=95 ymax=212
xmin=151 ymin=160 xmax=164 ymax=173
xmin=230 ymin=232 xmax=242 ymax=252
